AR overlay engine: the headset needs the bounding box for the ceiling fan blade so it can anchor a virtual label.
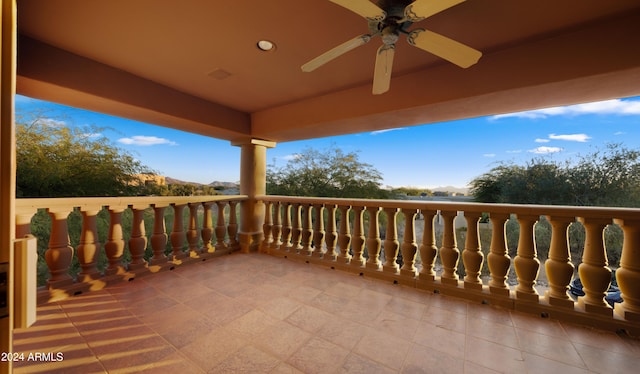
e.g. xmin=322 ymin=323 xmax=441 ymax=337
xmin=329 ymin=0 xmax=386 ymax=21
xmin=404 ymin=0 xmax=466 ymax=21
xmin=301 ymin=34 xmax=372 ymax=72
xmin=407 ymin=29 xmax=481 ymax=68
xmin=372 ymin=44 xmax=395 ymax=95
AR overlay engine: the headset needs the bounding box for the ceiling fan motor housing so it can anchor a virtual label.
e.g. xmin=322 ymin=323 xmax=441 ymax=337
xmin=371 ymin=0 xmax=415 ymax=37
xmin=377 ymin=0 xmax=414 ymax=16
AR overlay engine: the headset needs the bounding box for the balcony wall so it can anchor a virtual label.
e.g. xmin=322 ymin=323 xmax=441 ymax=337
xmin=258 ymin=195 xmax=640 ymax=336
xmin=15 ymin=195 xmax=247 ymax=303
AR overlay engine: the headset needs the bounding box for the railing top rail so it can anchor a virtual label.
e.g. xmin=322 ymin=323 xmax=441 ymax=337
xmin=257 ymin=195 xmax=640 ymax=221
xmin=16 ymin=195 xmax=248 ymax=213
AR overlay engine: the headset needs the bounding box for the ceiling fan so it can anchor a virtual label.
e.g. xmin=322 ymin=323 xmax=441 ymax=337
xmin=301 ymin=0 xmax=482 ymax=95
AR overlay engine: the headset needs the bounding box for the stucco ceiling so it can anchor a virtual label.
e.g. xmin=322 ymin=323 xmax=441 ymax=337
xmin=16 ymin=0 xmax=640 ymax=143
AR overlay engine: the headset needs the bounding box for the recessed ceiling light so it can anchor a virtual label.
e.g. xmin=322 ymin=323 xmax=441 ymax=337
xmin=257 ymin=40 xmax=276 ymax=51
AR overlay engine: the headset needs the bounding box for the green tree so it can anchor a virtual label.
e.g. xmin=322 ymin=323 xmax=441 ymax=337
xmin=469 ymin=160 xmax=571 ymax=205
xmin=16 ymin=113 xmax=158 ymax=197
xmin=567 ymin=144 xmax=640 ymax=206
xmin=267 ymin=146 xmax=389 ymax=199
xmin=469 ymin=144 xmax=640 ymax=207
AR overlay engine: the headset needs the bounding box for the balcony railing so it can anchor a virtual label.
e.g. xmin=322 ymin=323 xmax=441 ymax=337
xmin=14 ymin=194 xmax=640 ymax=335
xmin=258 ymin=195 xmax=640 ymax=336
xmin=15 ymin=195 xmax=247 ymax=303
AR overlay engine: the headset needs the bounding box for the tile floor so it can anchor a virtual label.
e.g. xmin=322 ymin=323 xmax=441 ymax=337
xmin=12 ymin=252 xmax=640 ymax=373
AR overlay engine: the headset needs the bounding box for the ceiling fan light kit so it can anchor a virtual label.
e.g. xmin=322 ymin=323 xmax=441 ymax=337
xmin=302 ymin=0 xmax=482 ymax=94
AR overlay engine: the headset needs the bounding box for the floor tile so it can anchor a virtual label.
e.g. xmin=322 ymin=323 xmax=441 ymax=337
xmin=258 ymin=296 xmax=302 ymax=320
xmin=211 ymin=344 xmax=280 ymax=373
xmin=516 ymin=328 xmax=586 ymax=368
xmin=178 ymin=326 xmax=246 ymax=372
xmin=287 ymin=337 xmax=347 ymax=374
xmin=521 ymin=352 xmax=590 ymax=374
xmin=413 ymin=321 xmax=467 ymax=360
xmin=354 ymin=330 xmax=412 ymax=371
xmin=466 ymin=318 xmax=520 ymax=348
xmin=402 ymin=344 xmax=465 ymax=374
xmin=285 ymin=305 xmax=332 ymax=333
xmin=253 ymin=320 xmax=312 ymax=361
xmin=340 ymin=353 xmax=396 ymax=374
xmin=423 ymin=305 xmax=467 ymax=334
xmin=465 ymin=336 xmax=527 ymax=373
xmin=573 ymin=342 xmax=640 ymax=373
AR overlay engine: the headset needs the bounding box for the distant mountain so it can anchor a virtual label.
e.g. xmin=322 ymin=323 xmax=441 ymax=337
xmin=431 ymin=186 xmax=469 ymax=195
xmin=165 ymin=177 xmax=202 ymax=186
xmin=164 ymin=178 xmax=239 ymax=189
xmin=208 ymin=181 xmax=240 ymax=188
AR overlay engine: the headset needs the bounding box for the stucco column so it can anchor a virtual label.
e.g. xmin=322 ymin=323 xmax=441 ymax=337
xmin=233 ymin=139 xmax=275 ymax=253
xmin=1 ymin=1 xmax=17 ymax=371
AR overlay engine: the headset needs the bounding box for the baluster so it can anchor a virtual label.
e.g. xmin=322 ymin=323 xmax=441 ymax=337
xmin=313 ymin=204 xmax=325 ymax=258
xmin=127 ymin=206 xmax=148 ymax=271
xmin=324 ymin=204 xmax=338 ymax=260
xmin=612 ymin=218 xmax=640 ymax=321
xmin=400 ymin=208 xmax=419 ymax=277
xmin=105 ymin=207 xmax=126 ymax=275
xmin=262 ymin=200 xmax=273 ymax=253
xmin=301 ymin=204 xmax=314 ymax=256
xmin=15 ymin=208 xmax=37 ymax=238
xmin=281 ymin=203 xmax=293 ymax=250
xmin=544 ymin=216 xmax=575 ymax=307
xmin=215 ymin=201 xmax=228 ymax=251
xmin=170 ymin=204 xmax=187 ymax=261
xmin=337 ymin=205 xmax=352 ymax=263
xmin=350 ymin=206 xmax=366 ymax=267
xmin=227 ymin=201 xmax=239 ymax=248
xmin=514 ymin=214 xmax=540 ymax=301
xmin=487 ymin=213 xmax=511 ymax=296
xmin=201 ymin=202 xmax=215 ymax=253
xmin=418 ymin=209 xmax=438 ymax=280
xmin=440 ymin=210 xmax=460 ymax=285
xmin=366 ymin=206 xmax=382 ymax=270
xmin=291 ymin=204 xmax=303 ymax=253
xmin=45 ymin=208 xmax=74 ymax=288
xmin=76 ymin=208 xmax=102 ymax=282
xmin=383 ymin=207 xmax=400 ymax=274
xmin=187 ymin=203 xmax=200 ymax=257
xmin=577 ymin=217 xmax=612 ymax=315
xmin=149 ymin=204 xmax=168 ymax=266
xmin=462 ymin=212 xmax=483 ymax=290
xmin=272 ymin=201 xmax=283 ymax=252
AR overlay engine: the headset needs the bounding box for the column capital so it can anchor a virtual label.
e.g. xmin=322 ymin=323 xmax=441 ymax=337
xmin=231 ymin=138 xmax=276 ymax=148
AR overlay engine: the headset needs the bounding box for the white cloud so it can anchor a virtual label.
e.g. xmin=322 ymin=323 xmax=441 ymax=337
xmin=535 ymin=138 xmax=550 ymax=143
xmin=506 ymin=150 xmax=522 ymax=154
xmin=35 ymin=118 xmax=66 ymax=127
xmin=548 ymin=133 xmax=591 ymax=142
xmin=529 ymin=146 xmax=563 ymax=154
xmin=614 ymin=131 xmax=626 ymax=135
xmin=489 ymin=98 xmax=640 ymax=120
xmin=118 ymin=135 xmax=177 ymax=146
xmin=370 ymin=128 xmax=406 ymax=135
xmin=282 ymin=154 xmax=301 ymax=161
xmin=483 ymin=153 xmax=496 ymax=158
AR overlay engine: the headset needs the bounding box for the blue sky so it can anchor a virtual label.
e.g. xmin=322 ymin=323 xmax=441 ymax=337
xmin=15 ymin=95 xmax=640 ymax=189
